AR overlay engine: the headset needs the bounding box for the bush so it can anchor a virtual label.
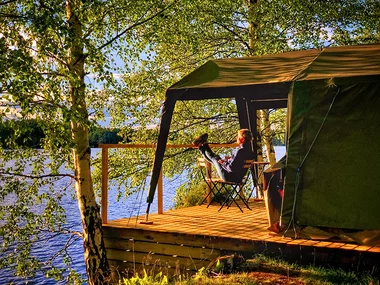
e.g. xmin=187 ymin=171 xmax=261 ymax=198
xmin=173 ymin=181 xmax=208 ymax=209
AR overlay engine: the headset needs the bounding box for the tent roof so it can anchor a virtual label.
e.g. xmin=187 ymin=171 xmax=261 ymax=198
xmin=169 ymin=44 xmax=380 ymax=95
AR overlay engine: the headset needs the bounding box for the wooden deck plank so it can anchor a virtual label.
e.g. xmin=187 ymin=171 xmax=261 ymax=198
xmin=369 ymin=247 xmax=380 ymax=253
xmin=109 ymin=202 xmax=269 ymax=239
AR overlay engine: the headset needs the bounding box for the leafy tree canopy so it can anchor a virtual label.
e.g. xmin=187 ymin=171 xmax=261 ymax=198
xmin=94 ymin=0 xmax=380 ymax=202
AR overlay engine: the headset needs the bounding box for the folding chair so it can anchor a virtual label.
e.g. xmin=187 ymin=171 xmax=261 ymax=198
xmin=197 ymin=157 xmax=224 ymax=207
xmin=197 ymin=157 xmax=254 ymax=212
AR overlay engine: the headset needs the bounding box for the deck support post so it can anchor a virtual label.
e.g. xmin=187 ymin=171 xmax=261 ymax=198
xmin=101 ymin=147 xmax=108 ymax=224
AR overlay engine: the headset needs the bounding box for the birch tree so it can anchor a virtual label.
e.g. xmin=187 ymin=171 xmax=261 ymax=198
xmin=1 ymin=0 xmax=173 ymax=284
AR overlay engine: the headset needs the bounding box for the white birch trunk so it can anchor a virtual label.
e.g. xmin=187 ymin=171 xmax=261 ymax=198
xmin=255 ymin=111 xmax=265 ymax=198
xmin=66 ymin=1 xmax=109 ymax=283
xmin=260 ymin=109 xmax=277 ymax=166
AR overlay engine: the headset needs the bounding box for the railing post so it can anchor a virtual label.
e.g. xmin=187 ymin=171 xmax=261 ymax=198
xmin=101 ymin=147 xmax=108 ymax=224
xmin=158 ymin=168 xmax=163 ymax=214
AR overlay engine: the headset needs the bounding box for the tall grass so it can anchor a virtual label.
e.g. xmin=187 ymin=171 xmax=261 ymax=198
xmin=119 ymin=254 xmax=380 ymax=285
xmin=121 ymin=270 xmax=169 ymax=285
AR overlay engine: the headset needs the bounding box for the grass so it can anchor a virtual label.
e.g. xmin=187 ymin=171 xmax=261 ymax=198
xmin=118 ymin=254 xmax=380 ymax=285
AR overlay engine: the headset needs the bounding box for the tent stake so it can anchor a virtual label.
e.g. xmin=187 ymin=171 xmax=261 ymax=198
xmin=140 ymin=202 xmax=153 ymax=224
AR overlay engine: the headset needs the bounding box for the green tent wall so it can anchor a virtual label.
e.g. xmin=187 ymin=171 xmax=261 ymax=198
xmin=283 ymin=77 xmax=380 ymax=231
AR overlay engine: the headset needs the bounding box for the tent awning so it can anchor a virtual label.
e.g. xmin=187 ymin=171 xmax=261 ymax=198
xmin=169 ymin=44 xmax=380 ymax=93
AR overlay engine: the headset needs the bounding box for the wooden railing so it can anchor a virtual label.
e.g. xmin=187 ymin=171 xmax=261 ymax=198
xmin=99 ymin=143 xmax=237 ymax=224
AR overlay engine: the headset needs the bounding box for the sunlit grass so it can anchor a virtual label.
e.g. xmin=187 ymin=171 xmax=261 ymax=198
xmin=119 ymin=254 xmax=380 ymax=285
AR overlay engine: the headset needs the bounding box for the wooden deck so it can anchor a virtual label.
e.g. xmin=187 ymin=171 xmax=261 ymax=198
xmin=103 ymin=200 xmax=380 ymax=276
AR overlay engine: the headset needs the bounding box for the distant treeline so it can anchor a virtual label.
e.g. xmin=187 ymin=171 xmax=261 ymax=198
xmin=1 ymin=119 xmax=285 ymax=148
xmin=88 ymin=126 xmax=124 ymax=147
xmin=0 ymin=119 xmax=124 ymax=148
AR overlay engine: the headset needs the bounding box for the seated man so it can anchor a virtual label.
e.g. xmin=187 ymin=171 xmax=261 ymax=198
xmin=193 ymin=129 xmax=255 ymax=183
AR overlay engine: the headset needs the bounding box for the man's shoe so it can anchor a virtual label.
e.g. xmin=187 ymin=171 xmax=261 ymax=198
xmin=192 ymin=133 xmax=208 ymax=147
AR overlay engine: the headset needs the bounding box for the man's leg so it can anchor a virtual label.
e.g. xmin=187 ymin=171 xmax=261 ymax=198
xmin=198 ymin=143 xmax=220 ymax=163
xmin=199 ymin=144 xmax=228 ymax=181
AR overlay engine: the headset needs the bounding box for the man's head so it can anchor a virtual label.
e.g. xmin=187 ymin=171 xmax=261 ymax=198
xmin=237 ymin=129 xmax=253 ymax=144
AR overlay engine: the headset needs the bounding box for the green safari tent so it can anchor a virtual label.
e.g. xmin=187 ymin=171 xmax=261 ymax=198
xmin=283 ymin=46 xmax=380 ymax=244
xmin=147 ymin=44 xmax=380 ymax=244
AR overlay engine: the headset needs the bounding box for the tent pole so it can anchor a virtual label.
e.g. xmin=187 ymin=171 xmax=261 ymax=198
xmin=236 ymin=97 xmax=250 ymax=129
xmin=146 ymin=97 xmax=175 ymax=205
xmin=236 ymin=96 xmax=258 ymax=159
xmin=141 ymin=203 xmax=153 ymax=224
xmin=143 ymin=93 xmax=176 ymax=224
xmin=247 ymin=101 xmax=258 ymax=160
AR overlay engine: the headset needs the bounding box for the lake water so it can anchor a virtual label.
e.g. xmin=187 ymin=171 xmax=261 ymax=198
xmin=1 ymin=146 xmax=286 ymax=284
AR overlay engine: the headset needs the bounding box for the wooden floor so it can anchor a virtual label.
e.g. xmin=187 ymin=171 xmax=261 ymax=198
xmin=103 ymin=200 xmax=380 ymax=275
xmin=108 ymin=201 xmax=270 ymax=239
xmin=105 ymin=200 xmax=379 ymax=252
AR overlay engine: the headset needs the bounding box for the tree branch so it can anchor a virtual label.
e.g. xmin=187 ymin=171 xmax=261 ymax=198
xmin=97 ymin=1 xmax=176 ymax=51
xmin=40 ymin=228 xmax=83 ymax=238
xmin=0 ymin=0 xmax=16 ymax=5
xmin=0 ymin=172 xmax=76 ymax=180
xmin=38 ymin=72 xmax=66 ymax=77
xmin=41 ymin=235 xmax=82 ymax=266
xmin=214 ymin=21 xmax=251 ymax=52
xmin=0 ymin=12 xmax=27 ymax=19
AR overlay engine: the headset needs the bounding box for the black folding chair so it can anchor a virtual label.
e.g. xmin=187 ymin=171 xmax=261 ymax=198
xmin=197 ymin=157 xmax=224 ymax=206
xmin=197 ymin=157 xmax=254 ymax=212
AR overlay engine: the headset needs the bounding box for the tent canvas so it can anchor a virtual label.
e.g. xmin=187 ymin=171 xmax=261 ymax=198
xmin=283 ymin=77 xmax=380 ymax=231
xmin=147 ymin=44 xmax=380 ymax=236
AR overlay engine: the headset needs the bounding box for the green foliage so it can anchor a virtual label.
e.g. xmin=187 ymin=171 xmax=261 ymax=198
xmin=0 ymin=146 xmax=82 ymax=282
xmin=173 ymin=180 xmax=207 ymax=209
xmin=92 ymin=147 xmax=156 ymax=200
xmin=122 ymin=270 xmax=168 ymax=285
xmin=118 ymin=254 xmax=380 ymax=285
xmin=0 ymin=119 xmax=45 ymax=148
xmin=244 ymin=254 xmax=380 ymax=285
xmin=269 ymin=109 xmax=287 ymax=146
